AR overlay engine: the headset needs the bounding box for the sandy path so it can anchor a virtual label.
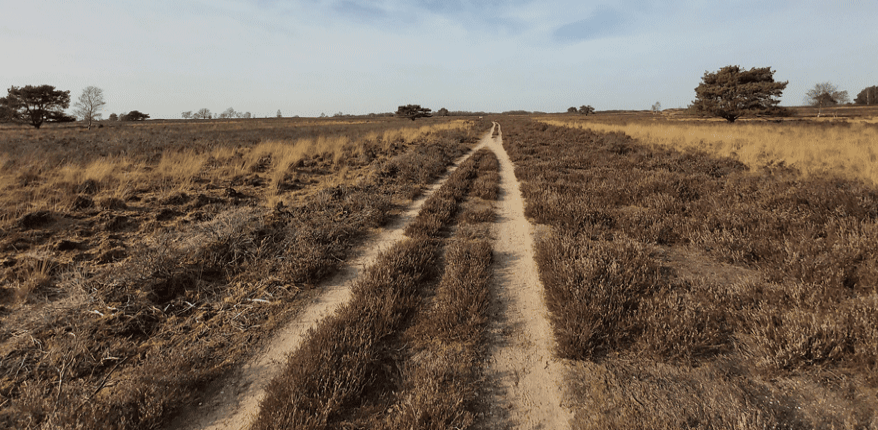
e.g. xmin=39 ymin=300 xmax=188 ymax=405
xmin=169 ymin=129 xmax=494 ymax=430
xmin=481 ymin=123 xmax=572 ymax=429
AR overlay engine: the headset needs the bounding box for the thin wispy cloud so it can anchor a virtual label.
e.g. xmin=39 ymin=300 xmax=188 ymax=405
xmin=553 ymin=6 xmax=626 ymax=42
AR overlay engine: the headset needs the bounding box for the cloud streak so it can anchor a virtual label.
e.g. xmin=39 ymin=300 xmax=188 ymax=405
xmin=553 ymin=6 xmax=626 ymax=42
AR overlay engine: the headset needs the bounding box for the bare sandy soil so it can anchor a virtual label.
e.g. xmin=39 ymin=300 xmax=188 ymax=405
xmin=168 ymin=133 xmax=492 ymax=430
xmin=480 ymin=122 xmax=572 ymax=430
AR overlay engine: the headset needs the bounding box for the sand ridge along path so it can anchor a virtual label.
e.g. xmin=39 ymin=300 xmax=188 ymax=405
xmin=169 ymin=128 xmax=494 ymax=430
xmin=483 ymin=122 xmax=572 ymax=429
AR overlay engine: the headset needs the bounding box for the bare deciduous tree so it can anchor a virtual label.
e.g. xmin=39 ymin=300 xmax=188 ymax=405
xmin=220 ymin=107 xmax=236 ymax=119
xmin=805 ymin=82 xmax=850 ymax=117
xmin=181 ymin=111 xmax=193 ymax=119
xmin=72 ymin=86 xmax=106 ymax=130
xmin=194 ymin=108 xmax=212 ymax=119
xmin=652 ymin=102 xmax=662 ymax=114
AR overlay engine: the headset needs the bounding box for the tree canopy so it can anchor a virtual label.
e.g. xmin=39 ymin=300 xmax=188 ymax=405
xmin=567 ymin=107 xmax=577 ymax=113
xmin=121 ymin=110 xmax=149 ymax=121
xmin=691 ymin=66 xmax=788 ymax=122
xmin=396 ymin=104 xmax=432 ymax=121
xmin=0 ymin=85 xmax=76 ymax=128
xmin=579 ymin=105 xmax=595 ymax=115
xmin=854 ymin=85 xmax=877 ymax=105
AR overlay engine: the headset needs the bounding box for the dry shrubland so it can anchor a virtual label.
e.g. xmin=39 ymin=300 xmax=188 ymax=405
xmin=0 ymin=118 xmax=475 ymax=219
xmin=541 ymin=116 xmax=878 ymax=185
xmin=253 ymin=148 xmax=500 ymax=430
xmin=0 ymin=117 xmax=489 ymax=429
xmin=503 ymin=119 xmax=878 ymax=429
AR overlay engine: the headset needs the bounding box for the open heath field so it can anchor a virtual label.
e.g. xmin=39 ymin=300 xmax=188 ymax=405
xmin=540 ymin=107 xmax=878 ymax=185
xmin=2 ymin=115 xmax=876 ymax=430
xmin=0 ymin=117 xmax=491 ymax=429
xmin=502 ymin=118 xmax=878 ymax=429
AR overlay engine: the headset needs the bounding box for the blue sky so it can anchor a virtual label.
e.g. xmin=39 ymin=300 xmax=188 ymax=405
xmin=2 ymin=0 xmax=875 ymax=118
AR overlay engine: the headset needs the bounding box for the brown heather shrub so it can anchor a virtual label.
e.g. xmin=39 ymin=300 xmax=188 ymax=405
xmin=460 ymin=208 xmax=495 ymax=224
xmin=377 ymin=235 xmax=493 ymax=430
xmin=565 ymin=358 xmax=878 ymax=430
xmin=470 ymin=151 xmax=500 ymax=201
xmin=536 ymin=233 xmax=668 ymax=359
xmin=375 ymin=156 xmax=496 ymax=430
xmin=252 ymin=238 xmax=441 ymax=430
xmin=428 ymin=238 xmax=493 ymax=343
xmin=0 ymin=119 xmax=488 ymax=429
xmin=253 ymin=148 xmax=498 ymax=430
xmin=404 ymin=150 xmax=485 ymax=238
xmin=502 ymin=118 xmax=878 ymax=428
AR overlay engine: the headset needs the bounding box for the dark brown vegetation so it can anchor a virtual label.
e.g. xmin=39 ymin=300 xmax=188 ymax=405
xmin=0 ymin=118 xmax=490 ymax=429
xmin=690 ymin=65 xmax=788 ymax=122
xmin=502 ymin=119 xmax=878 ymax=428
xmin=253 ymin=149 xmax=499 ymax=429
xmin=404 ymin=149 xmax=496 ymax=238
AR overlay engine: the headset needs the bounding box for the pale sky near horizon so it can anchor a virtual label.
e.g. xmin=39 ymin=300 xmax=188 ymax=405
xmin=2 ymin=1 xmax=875 ymax=119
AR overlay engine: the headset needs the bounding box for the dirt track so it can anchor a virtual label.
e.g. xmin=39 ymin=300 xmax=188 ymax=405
xmin=482 ymin=122 xmax=572 ymax=429
xmin=170 ymin=123 xmax=572 ymax=429
xmin=169 ymin=131 xmax=493 ymax=430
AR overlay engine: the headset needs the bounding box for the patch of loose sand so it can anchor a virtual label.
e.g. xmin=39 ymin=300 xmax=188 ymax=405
xmin=481 ymin=122 xmax=572 ymax=430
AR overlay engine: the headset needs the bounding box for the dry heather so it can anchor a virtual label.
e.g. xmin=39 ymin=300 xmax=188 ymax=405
xmin=0 ymin=118 xmax=475 ymax=219
xmin=0 ymin=117 xmax=490 ymax=429
xmin=503 ymin=119 xmax=878 ymax=429
xmin=541 ymin=117 xmax=878 ymax=185
xmin=404 ymin=149 xmax=494 ymax=238
xmin=253 ymin=149 xmax=499 ymax=430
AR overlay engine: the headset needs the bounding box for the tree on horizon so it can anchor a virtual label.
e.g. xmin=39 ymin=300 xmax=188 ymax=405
xmin=0 ymin=85 xmax=76 ymax=128
xmin=396 ymin=104 xmax=432 ymax=121
xmin=72 ymin=86 xmax=106 ymax=130
xmin=691 ymin=66 xmax=788 ymax=122
xmin=805 ymin=82 xmax=850 ymax=117
xmin=579 ymin=105 xmax=595 ymax=115
xmin=855 ymin=86 xmax=877 ymax=105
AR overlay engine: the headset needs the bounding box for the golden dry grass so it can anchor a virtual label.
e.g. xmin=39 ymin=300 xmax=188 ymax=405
xmin=541 ymin=118 xmax=878 ymax=185
xmin=0 ymin=120 xmax=472 ymax=217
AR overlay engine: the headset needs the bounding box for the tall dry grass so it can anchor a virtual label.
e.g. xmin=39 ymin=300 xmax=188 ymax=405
xmin=542 ymin=118 xmax=878 ymax=185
